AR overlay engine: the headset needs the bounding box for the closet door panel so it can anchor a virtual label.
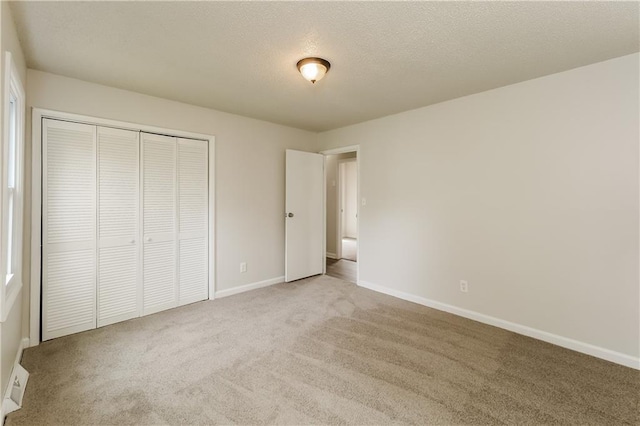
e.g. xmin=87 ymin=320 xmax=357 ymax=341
xmin=98 ymin=245 xmax=138 ymax=326
xmin=143 ymin=240 xmax=175 ymax=313
xmin=177 ymin=139 xmax=209 ymax=305
xmin=179 ymin=238 xmax=208 ymax=305
xmin=142 ymin=133 xmax=177 ymax=315
xmin=44 ymin=121 xmax=96 ymax=245
xmin=97 ymin=127 xmax=140 ymax=327
xmin=42 ymin=119 xmax=97 ymax=340
xmin=45 ymin=249 xmax=95 ymax=339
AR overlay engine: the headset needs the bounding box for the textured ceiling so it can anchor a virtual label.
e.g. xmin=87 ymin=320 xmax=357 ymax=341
xmin=10 ymin=1 xmax=640 ymax=132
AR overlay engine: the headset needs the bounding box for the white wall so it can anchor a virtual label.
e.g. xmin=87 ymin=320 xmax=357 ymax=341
xmin=24 ymin=70 xmax=317 ymax=340
xmin=0 ymin=0 xmax=27 ymax=398
xmin=0 ymin=298 xmax=20 ymax=395
xmin=317 ymin=53 xmax=640 ymax=364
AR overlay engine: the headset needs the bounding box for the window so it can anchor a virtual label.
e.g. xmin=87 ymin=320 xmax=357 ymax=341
xmin=1 ymin=52 xmax=25 ymax=321
xmin=7 ymin=94 xmax=16 ymax=279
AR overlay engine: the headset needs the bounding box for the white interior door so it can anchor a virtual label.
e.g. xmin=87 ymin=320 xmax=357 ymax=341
xmin=141 ymin=132 xmax=177 ymax=315
xmin=42 ymin=119 xmax=97 ymax=340
xmin=177 ymin=138 xmax=209 ymax=305
xmin=97 ymin=126 xmax=140 ymax=327
xmin=285 ymin=149 xmax=324 ymax=282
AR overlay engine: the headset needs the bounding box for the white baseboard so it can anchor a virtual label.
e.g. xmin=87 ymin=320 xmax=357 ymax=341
xmin=215 ymin=276 xmax=284 ymax=299
xmin=326 ymin=252 xmax=337 ymax=259
xmin=2 ymin=337 xmax=30 ymax=423
xmin=358 ymin=280 xmax=640 ymax=370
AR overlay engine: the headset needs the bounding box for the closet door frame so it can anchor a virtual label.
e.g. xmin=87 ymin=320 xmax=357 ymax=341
xmin=30 ymin=108 xmax=215 ymax=346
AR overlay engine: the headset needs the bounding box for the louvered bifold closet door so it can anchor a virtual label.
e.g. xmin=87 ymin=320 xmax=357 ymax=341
xmin=97 ymin=127 xmax=140 ymax=327
xmin=142 ymin=133 xmax=178 ymax=315
xmin=42 ymin=119 xmax=97 ymax=340
xmin=177 ymin=139 xmax=209 ymax=305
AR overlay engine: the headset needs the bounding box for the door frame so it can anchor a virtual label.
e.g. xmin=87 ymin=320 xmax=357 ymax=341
xmin=30 ymin=108 xmax=216 ymax=346
xmin=320 ymin=145 xmax=359 ymax=282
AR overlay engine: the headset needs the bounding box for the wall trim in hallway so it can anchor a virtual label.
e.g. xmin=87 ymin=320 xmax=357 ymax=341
xmin=358 ymin=280 xmax=640 ymax=370
xmin=326 ymin=252 xmax=337 ymax=259
xmin=215 ymin=276 xmax=284 ymax=299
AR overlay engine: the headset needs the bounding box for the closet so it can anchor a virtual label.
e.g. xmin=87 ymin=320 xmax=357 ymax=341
xmin=42 ymin=118 xmax=209 ymax=340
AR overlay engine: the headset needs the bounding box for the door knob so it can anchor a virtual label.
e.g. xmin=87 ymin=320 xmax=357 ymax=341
xmin=287 ymin=212 xmax=294 ymax=218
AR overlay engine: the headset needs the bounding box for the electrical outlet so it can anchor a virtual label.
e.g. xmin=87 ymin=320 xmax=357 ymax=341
xmin=240 ymin=262 xmax=247 ymax=273
xmin=460 ymin=280 xmax=468 ymax=293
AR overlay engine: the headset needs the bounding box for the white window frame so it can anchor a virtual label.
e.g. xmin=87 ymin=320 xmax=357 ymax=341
xmin=1 ymin=52 xmax=26 ymax=322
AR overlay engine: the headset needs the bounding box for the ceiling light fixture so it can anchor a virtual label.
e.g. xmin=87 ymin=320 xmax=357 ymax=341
xmin=296 ymin=57 xmax=331 ymax=84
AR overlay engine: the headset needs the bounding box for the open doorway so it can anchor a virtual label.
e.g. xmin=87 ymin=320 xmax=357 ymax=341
xmin=339 ymin=158 xmax=357 ymax=261
xmin=322 ymin=147 xmax=358 ymax=283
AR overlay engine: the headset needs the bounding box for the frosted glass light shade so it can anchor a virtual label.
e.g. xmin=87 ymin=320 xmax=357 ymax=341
xmin=297 ymin=57 xmax=331 ymax=84
xmin=300 ymin=63 xmax=326 ymax=83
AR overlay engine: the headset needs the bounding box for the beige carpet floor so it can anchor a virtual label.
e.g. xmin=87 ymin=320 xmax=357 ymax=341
xmin=7 ymin=275 xmax=639 ymax=425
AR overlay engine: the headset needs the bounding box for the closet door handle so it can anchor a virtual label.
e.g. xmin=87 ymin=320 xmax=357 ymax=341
xmin=130 ymin=239 xmax=135 ymax=244
xmin=145 ymin=237 xmax=151 ymax=242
